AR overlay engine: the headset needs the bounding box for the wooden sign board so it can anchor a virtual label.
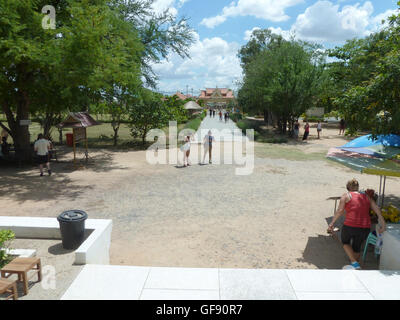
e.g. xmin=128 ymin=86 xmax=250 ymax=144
xmin=73 ymin=127 xmax=86 ymax=143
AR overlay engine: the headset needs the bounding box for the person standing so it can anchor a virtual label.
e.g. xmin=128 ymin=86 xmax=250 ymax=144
xmin=181 ymin=135 xmax=192 ymax=167
xmin=293 ymin=120 xmax=300 ymax=140
xmin=317 ymin=121 xmax=322 ymax=139
xmin=219 ymin=111 xmax=223 ymax=121
xmin=328 ymin=179 xmax=386 ymax=270
xmin=302 ymin=121 xmax=310 ymax=141
xmin=34 ymin=133 xmax=52 ymax=176
xmin=202 ymin=130 xmax=215 ymax=164
xmin=209 ymin=109 xmax=212 ymax=117
xmin=339 ymin=119 xmax=346 ymax=135
xmin=213 ymin=110 xmax=215 ymax=118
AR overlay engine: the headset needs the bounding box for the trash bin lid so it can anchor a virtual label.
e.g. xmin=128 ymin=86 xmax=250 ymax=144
xmin=57 ymin=210 xmax=88 ymax=222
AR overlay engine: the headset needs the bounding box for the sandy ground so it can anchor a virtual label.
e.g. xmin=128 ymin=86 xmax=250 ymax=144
xmin=1 ymin=121 xmax=397 ymax=273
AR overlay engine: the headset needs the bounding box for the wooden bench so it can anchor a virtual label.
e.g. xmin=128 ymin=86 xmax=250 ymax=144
xmin=0 ymin=279 xmax=18 ymax=300
xmin=0 ymin=257 xmax=42 ymax=296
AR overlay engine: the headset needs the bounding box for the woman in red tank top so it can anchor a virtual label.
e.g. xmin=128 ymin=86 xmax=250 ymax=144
xmin=328 ymin=179 xmax=386 ymax=270
xmin=344 ymin=192 xmax=371 ymax=229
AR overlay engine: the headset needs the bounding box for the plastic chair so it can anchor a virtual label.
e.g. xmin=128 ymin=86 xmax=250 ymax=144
xmin=362 ymin=232 xmax=378 ymax=263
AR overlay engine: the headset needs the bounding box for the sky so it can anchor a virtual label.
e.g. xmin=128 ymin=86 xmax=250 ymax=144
xmin=150 ymin=0 xmax=399 ymax=96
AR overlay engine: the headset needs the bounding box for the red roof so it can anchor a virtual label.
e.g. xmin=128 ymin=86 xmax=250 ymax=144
xmin=58 ymin=112 xmax=100 ymax=128
xmin=173 ymin=92 xmax=188 ymax=100
xmin=199 ymin=88 xmax=234 ymax=99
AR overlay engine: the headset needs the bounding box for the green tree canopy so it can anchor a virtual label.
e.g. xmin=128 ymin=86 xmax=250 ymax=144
xmin=238 ymin=29 xmax=326 ymax=133
xmin=327 ymin=3 xmax=400 ymax=136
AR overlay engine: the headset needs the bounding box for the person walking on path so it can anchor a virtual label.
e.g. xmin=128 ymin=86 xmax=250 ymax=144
xmin=328 ymin=179 xmax=386 ymax=270
xmin=302 ymin=121 xmax=310 ymax=141
xmin=317 ymin=121 xmax=322 ymax=139
xmin=209 ymin=109 xmax=212 ymax=117
xmin=202 ymin=130 xmax=215 ymax=164
xmin=293 ymin=119 xmax=300 ymax=140
xmin=219 ymin=111 xmax=223 ymax=121
xmin=339 ymin=119 xmax=346 ymax=135
xmin=213 ymin=110 xmax=215 ymax=118
xmin=181 ymin=135 xmax=192 ymax=167
xmin=34 ymin=133 xmax=52 ymax=176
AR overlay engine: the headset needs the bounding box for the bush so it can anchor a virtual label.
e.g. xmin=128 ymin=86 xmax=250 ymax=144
xmin=237 ymin=119 xmax=262 ymax=133
xmin=258 ymin=137 xmax=289 ymax=144
xmin=324 ymin=110 xmax=341 ymax=119
xmin=0 ymin=230 xmax=15 ymax=268
xmin=230 ymin=113 xmax=243 ymax=123
xmin=304 ymin=116 xmax=324 ymax=123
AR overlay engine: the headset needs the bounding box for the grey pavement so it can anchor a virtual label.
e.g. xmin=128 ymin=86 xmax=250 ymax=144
xmin=193 ymin=112 xmax=248 ymax=143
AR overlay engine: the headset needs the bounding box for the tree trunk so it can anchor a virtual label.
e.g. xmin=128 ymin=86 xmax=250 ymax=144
xmin=112 ymin=126 xmax=119 ymax=147
xmin=263 ymin=109 xmax=268 ymax=124
xmin=58 ymin=127 xmax=63 ymax=144
xmin=2 ymin=95 xmax=32 ymax=163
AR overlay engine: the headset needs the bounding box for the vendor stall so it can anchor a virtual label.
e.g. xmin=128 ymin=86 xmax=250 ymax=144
xmin=327 ymin=134 xmax=400 ymax=270
xmin=327 ymin=134 xmax=400 ymax=207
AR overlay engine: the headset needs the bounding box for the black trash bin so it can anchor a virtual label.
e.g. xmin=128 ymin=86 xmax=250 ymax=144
xmin=57 ymin=210 xmax=88 ymax=250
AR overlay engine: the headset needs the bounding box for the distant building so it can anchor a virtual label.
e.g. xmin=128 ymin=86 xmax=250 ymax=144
xmin=173 ymin=92 xmax=192 ymax=101
xmin=198 ymin=88 xmax=236 ymax=109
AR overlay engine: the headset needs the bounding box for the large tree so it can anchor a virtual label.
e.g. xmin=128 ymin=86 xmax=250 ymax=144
xmin=238 ymin=30 xmax=326 ymax=133
xmin=0 ymin=0 xmax=194 ymax=162
xmin=128 ymin=89 xmax=170 ymax=145
xmin=328 ymin=6 xmax=400 ymax=136
xmin=0 ymin=0 xmax=144 ymax=161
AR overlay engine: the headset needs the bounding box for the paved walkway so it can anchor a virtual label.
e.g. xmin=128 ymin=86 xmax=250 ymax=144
xmin=193 ymin=112 xmax=247 ymax=143
xmin=61 ymin=264 xmax=400 ymax=300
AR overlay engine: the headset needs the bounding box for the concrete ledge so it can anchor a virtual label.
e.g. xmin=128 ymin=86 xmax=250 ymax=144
xmin=0 ymin=216 xmax=112 ymax=265
xmin=61 ymin=265 xmax=400 ymax=300
xmin=6 ymin=249 xmax=36 ymax=258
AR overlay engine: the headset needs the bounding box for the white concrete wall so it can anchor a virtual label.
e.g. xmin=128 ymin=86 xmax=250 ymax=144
xmin=380 ymin=224 xmax=400 ymax=270
xmin=0 ymin=217 xmax=112 ymax=265
xmin=75 ymin=219 xmax=113 ymax=265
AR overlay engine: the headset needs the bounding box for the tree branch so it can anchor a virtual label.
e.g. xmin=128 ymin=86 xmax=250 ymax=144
xmin=0 ymin=121 xmax=11 ymax=135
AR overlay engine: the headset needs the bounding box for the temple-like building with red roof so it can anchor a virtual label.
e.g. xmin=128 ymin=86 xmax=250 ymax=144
xmin=198 ymin=88 xmax=236 ymax=108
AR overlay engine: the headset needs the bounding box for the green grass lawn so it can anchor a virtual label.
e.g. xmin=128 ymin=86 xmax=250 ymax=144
xmin=5 ymin=120 xmax=192 ymax=150
xmin=255 ymin=144 xmax=327 ymax=162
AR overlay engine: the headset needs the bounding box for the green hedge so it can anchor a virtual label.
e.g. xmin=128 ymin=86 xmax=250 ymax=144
xmin=0 ymin=230 xmax=15 ymax=268
xmin=230 ymin=113 xmax=243 ymax=123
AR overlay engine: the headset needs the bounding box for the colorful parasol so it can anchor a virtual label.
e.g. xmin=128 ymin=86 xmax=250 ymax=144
xmin=327 ymin=134 xmax=400 ymax=207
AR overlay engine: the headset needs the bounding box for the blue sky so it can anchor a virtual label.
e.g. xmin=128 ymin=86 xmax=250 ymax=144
xmin=151 ymin=0 xmax=399 ymax=95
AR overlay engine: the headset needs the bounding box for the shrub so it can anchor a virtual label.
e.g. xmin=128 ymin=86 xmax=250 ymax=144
xmin=259 ymin=137 xmax=289 ymax=144
xmin=230 ymin=113 xmax=243 ymax=123
xmin=304 ymin=116 xmax=324 ymax=123
xmin=0 ymin=230 xmax=15 ymax=268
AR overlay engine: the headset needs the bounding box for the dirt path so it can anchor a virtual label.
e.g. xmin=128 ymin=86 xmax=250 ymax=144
xmin=1 ymin=124 xmax=397 ymax=270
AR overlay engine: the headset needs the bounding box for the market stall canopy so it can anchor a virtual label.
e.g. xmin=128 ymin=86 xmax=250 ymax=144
xmin=57 ymin=112 xmax=100 ymax=128
xmin=327 ymin=147 xmax=400 ymax=176
xmin=341 ymin=134 xmax=400 ymax=148
xmin=327 ymin=147 xmax=384 ymax=173
xmin=184 ymin=101 xmax=203 ymax=110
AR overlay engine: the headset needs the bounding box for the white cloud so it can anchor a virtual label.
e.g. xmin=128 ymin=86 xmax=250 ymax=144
xmin=253 ymin=1 xmax=398 ymax=44
xmin=244 ymin=26 xmax=293 ymax=41
xmin=292 ymin=1 xmax=374 ymax=42
xmin=200 ymin=0 xmax=304 ymax=28
xmin=151 ymin=0 xmax=188 ymax=16
xmin=244 ymin=27 xmax=261 ymax=41
xmin=151 ymin=33 xmax=242 ymax=93
xmin=370 ymin=9 xmax=397 ymax=31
